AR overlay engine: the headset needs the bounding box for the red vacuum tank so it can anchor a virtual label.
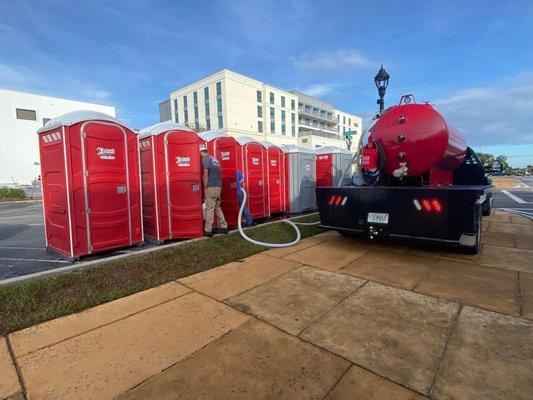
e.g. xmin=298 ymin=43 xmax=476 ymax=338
xmin=371 ymin=102 xmax=467 ymax=181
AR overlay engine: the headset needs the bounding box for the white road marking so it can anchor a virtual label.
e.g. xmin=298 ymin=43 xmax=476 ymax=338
xmin=0 ymin=257 xmax=69 ymax=263
xmin=501 ymin=190 xmax=527 ymax=204
xmin=0 ymin=246 xmax=44 ymax=250
xmin=0 ymin=204 xmax=41 ymax=214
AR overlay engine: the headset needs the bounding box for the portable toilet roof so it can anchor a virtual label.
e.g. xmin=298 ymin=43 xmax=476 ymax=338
xmin=261 ymin=140 xmax=279 ymax=148
xmin=139 ymin=122 xmax=194 ymax=138
xmin=199 ymin=130 xmax=231 ymax=141
xmin=37 ymin=110 xmax=128 ymax=133
xmin=314 ymin=146 xmax=351 ymax=154
xmin=281 ymin=144 xmax=315 ymax=154
xmin=235 ymin=135 xmax=261 ymax=145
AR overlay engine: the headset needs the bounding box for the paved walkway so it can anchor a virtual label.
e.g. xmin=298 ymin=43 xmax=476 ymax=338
xmin=1 ymin=210 xmax=532 ymax=400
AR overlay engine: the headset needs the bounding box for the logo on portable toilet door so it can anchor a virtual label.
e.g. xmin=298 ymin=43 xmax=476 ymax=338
xmin=220 ymin=151 xmax=231 ymax=161
xmin=251 ymin=157 xmax=260 ymax=165
xmin=97 ymin=147 xmax=115 ymax=160
xmin=305 ymin=163 xmax=311 ymax=171
xmin=270 ymin=159 xmax=277 ymax=167
xmin=175 ymin=156 xmax=191 ymax=167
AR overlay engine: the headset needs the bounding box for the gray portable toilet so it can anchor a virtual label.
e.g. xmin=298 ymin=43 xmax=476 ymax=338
xmin=315 ymin=146 xmax=353 ymax=187
xmin=281 ymin=144 xmax=316 ymax=213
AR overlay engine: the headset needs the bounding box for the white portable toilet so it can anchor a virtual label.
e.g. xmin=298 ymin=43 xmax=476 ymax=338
xmin=281 ymin=144 xmax=316 ymax=213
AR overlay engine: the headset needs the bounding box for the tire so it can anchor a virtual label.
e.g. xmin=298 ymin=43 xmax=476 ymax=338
xmin=463 ymin=206 xmax=482 ymax=254
xmin=482 ymin=196 xmax=492 ymax=216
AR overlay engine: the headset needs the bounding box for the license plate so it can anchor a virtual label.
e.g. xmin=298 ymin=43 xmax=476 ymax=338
xmin=367 ymin=212 xmax=389 ymax=224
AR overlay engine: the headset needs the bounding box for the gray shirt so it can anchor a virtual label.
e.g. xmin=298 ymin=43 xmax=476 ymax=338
xmin=202 ymin=155 xmax=222 ymax=188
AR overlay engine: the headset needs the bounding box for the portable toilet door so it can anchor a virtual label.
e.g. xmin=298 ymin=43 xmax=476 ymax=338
xmin=282 ymin=145 xmax=316 ymax=213
xmin=200 ymin=130 xmax=239 ymax=229
xmin=235 ymin=136 xmax=268 ymax=219
xmin=37 ymin=111 xmax=143 ymax=259
xmin=139 ymin=122 xmax=204 ymax=242
xmin=262 ymin=141 xmax=286 ymax=215
xmin=315 ymin=146 xmax=353 ymax=187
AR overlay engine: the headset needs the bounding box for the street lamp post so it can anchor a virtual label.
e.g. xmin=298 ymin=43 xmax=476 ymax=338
xmin=374 ymin=65 xmax=390 ymax=114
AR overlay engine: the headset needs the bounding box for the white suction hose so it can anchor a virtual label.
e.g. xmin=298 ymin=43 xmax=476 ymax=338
xmin=237 ymin=188 xmax=320 ymax=248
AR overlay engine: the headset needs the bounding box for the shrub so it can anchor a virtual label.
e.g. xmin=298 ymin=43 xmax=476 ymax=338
xmin=0 ymin=187 xmax=26 ymax=199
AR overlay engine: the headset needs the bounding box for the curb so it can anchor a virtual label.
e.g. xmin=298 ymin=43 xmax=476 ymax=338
xmin=0 ymin=213 xmax=320 ymax=286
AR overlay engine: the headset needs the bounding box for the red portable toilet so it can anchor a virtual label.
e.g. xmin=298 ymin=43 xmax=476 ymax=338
xmin=282 ymin=144 xmax=317 ymax=214
xmin=37 ymin=111 xmax=143 ymax=260
xmin=261 ymin=141 xmax=286 ymax=215
xmin=199 ymin=130 xmax=239 ymax=229
xmin=139 ymin=122 xmax=204 ymax=243
xmin=235 ymin=136 xmax=268 ymax=219
xmin=315 ymin=146 xmax=353 ymax=187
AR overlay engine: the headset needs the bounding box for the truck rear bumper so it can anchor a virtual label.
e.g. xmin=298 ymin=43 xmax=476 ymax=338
xmin=317 ymin=185 xmax=491 ymax=246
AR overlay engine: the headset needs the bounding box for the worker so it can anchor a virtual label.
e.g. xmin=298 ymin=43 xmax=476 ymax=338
xmin=236 ymin=170 xmax=256 ymax=227
xmin=200 ymin=144 xmax=228 ymax=237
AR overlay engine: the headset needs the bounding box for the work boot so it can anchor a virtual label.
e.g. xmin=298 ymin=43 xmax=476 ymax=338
xmin=219 ymin=227 xmax=229 ymax=234
xmin=204 ymin=230 xmax=213 ymax=237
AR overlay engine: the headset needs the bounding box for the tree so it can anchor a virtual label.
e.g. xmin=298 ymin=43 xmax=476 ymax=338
xmin=476 ymin=152 xmax=494 ymax=166
xmin=495 ymin=155 xmax=511 ymax=173
xmin=184 ymin=122 xmax=209 ymax=133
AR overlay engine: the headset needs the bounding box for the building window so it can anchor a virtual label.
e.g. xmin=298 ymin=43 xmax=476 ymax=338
xmin=337 ymin=114 xmax=340 ymax=122
xmin=206 ymin=118 xmax=211 ymax=130
xmin=217 ymin=98 xmax=223 ymax=113
xmin=205 ymin=102 xmax=210 ymax=116
xmin=193 ymin=91 xmax=198 ymax=105
xmin=291 ymin=113 xmax=295 ymax=124
xmin=354 ymin=122 xmax=359 ymax=127
xmin=281 ymin=110 xmax=285 ymax=122
xmin=216 ymin=81 xmax=222 ymax=96
xmin=270 ymin=107 xmax=275 ymax=119
xmin=281 ymin=123 xmax=286 ymax=135
xmin=257 ymin=105 xmax=263 ymax=118
xmin=16 ymin=108 xmax=37 ymax=121
xmin=183 ymin=95 xmax=188 ymax=107
xmin=258 ymin=121 xmax=263 ymax=132
xmin=256 ymin=90 xmax=262 ymax=102
xmin=204 ymin=87 xmax=209 ymax=101
xmin=343 ymin=116 xmax=346 ymax=124
xmin=194 ymin=105 xmax=199 ymax=121
xmin=184 ymin=110 xmax=189 ymax=124
xmin=291 ymin=126 xmax=296 ymax=136
xmin=270 ymin=121 xmax=275 ymax=133
xmin=281 ymin=96 xmax=285 ymax=107
xmin=348 ymin=118 xmax=351 ymax=125
xmin=42 ymin=118 xmax=51 ymax=126
xmin=291 ymin=99 xmax=295 ymax=110
xmin=269 ymin=92 xmax=274 ymax=104
xmin=302 ymin=138 xmax=308 ymax=143
xmin=173 ymin=99 xmax=178 ymax=111
xmin=175 ymin=114 xmax=179 ymax=123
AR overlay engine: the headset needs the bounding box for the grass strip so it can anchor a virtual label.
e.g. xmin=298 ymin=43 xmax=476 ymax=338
xmin=0 ymin=215 xmax=323 ymax=336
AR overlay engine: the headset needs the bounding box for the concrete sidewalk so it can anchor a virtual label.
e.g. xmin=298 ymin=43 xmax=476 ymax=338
xmin=1 ymin=211 xmax=532 ymax=400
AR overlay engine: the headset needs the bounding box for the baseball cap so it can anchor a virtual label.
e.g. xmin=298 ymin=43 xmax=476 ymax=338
xmin=199 ymin=144 xmax=208 ymax=152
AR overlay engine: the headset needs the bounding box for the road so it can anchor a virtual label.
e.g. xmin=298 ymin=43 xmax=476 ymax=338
xmin=1 ymin=178 xmax=531 ymax=282
xmin=0 ymin=201 xmax=156 ymax=281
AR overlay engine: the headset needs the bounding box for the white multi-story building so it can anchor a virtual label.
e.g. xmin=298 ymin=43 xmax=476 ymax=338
xmin=0 ymin=89 xmax=115 ymax=185
xmin=160 ymin=69 xmax=362 ymax=150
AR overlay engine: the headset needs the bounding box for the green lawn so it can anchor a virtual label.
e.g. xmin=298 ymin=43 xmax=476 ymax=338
xmin=0 ymin=215 xmax=323 ymax=336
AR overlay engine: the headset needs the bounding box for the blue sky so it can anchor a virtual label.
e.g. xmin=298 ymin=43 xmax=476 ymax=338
xmin=1 ymin=0 xmax=532 ymax=167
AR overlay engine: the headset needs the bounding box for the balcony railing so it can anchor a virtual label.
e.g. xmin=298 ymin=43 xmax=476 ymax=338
xmin=299 ymin=120 xmax=337 ymax=132
xmin=298 ymin=106 xmax=336 ymax=123
xmin=299 ymin=129 xmax=341 ymax=139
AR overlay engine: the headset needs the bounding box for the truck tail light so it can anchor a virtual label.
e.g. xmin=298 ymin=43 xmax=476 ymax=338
xmin=328 ymin=195 xmax=348 ymax=207
xmin=415 ymin=198 xmax=443 ymax=213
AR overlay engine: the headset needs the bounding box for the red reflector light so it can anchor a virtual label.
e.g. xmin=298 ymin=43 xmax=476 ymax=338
xmin=335 ymin=196 xmax=343 ymax=206
xmin=329 ymin=196 xmax=336 ymax=205
xmin=421 ymin=199 xmax=432 ymax=212
xmin=431 ymin=199 xmax=443 ymax=213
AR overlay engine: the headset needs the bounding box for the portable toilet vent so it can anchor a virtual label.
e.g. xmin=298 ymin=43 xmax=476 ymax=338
xmin=281 ymin=144 xmax=317 ymax=213
xmin=315 ymin=146 xmax=353 ymax=187
xmin=37 ymin=111 xmax=143 ymax=259
xmin=139 ymin=122 xmax=204 ymax=243
xmin=235 ymin=136 xmax=268 ymax=219
xmin=261 ymin=141 xmax=286 ymax=215
xmin=199 ymin=130 xmax=239 ymax=228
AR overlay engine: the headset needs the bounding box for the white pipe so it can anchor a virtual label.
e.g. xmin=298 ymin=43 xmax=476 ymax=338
xmin=237 ymin=188 xmax=320 ymax=248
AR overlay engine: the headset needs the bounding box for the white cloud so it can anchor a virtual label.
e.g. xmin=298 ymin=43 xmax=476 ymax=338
xmin=293 ymin=49 xmax=375 ymax=70
xmin=435 ymin=78 xmax=533 ymax=146
xmin=300 ymin=83 xmax=336 ymax=97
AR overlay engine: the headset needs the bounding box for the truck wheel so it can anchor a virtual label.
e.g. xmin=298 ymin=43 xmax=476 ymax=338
xmin=482 ymin=197 xmax=492 ymax=216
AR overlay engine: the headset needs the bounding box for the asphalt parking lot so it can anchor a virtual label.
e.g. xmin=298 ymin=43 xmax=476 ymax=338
xmin=1 ymin=178 xmax=532 ymax=282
